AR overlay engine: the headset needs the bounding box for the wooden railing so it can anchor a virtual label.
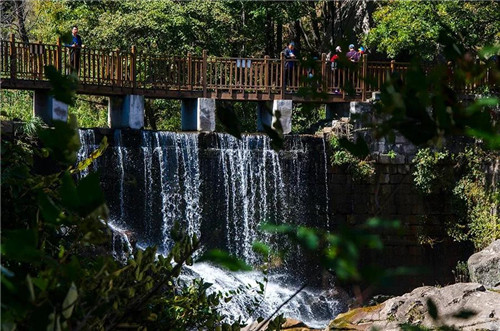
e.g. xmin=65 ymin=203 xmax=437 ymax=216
xmin=1 ymin=36 xmax=496 ymax=101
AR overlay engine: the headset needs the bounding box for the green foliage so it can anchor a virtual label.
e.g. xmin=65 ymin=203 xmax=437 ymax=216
xmin=69 ymin=96 xmax=109 ymax=129
xmin=452 ymin=261 xmax=470 ymax=283
xmin=45 ymin=65 xmax=78 ymax=106
xmin=199 ymin=250 xmax=252 ymax=272
xmin=0 ymin=90 xmax=33 ymax=121
xmin=413 ymin=149 xmax=453 ymax=194
xmin=413 ymin=147 xmax=499 ymax=249
xmin=144 ymin=99 xmax=181 ymax=131
xmin=330 ymin=136 xmax=375 ymax=183
xmin=292 ymin=103 xmax=326 ymax=134
xmin=366 ymin=0 xmax=500 ymax=60
xmin=371 ymin=42 xmax=500 ymax=149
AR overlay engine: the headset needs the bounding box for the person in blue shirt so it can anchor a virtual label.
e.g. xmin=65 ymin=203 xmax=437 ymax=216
xmin=282 ymin=41 xmax=299 ymax=87
xmin=67 ymin=25 xmax=83 ymax=74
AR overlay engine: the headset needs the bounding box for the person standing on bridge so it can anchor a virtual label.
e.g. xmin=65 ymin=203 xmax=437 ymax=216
xmin=327 ymin=46 xmax=342 ymax=93
xmin=67 ymin=25 xmax=83 ymax=74
xmin=346 ymin=44 xmax=358 ymax=62
xmin=283 ymin=41 xmax=298 ymax=88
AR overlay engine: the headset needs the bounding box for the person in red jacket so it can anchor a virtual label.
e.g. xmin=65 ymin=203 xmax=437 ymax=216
xmin=327 ymin=46 xmax=342 ymax=93
xmin=329 ymin=46 xmax=342 ymax=70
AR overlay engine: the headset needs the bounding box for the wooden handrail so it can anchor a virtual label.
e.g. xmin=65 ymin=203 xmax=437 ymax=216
xmin=1 ymin=38 xmax=496 ymax=101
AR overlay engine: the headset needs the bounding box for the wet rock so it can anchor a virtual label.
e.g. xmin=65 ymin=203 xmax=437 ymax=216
xmin=468 ymin=239 xmax=500 ymax=288
xmin=243 ymin=318 xmax=321 ymax=331
xmin=329 ymin=283 xmax=500 ymax=330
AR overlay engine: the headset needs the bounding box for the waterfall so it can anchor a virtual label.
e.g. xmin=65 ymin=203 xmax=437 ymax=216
xmin=114 ymin=130 xmax=127 ymax=226
xmin=77 ymin=129 xmax=98 ymax=177
xmin=77 ymin=129 xmax=339 ymax=328
xmin=323 ymin=136 xmax=331 ymax=229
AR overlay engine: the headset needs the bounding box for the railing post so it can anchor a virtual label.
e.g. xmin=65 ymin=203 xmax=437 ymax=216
xmin=116 ymin=49 xmax=122 ymax=86
xmin=37 ymin=40 xmax=43 ymax=79
xmin=361 ymin=54 xmax=368 ymax=101
xmin=9 ymin=33 xmax=16 ymax=79
xmin=321 ymin=52 xmax=326 ymax=92
xmin=280 ymin=51 xmax=285 ymax=99
xmin=264 ymin=55 xmax=270 ymax=94
xmin=56 ymin=37 xmax=62 ymax=72
xmin=390 ymin=59 xmax=395 ymax=73
xmin=131 ymin=45 xmax=137 ymax=89
xmin=202 ymin=49 xmax=207 ymax=97
xmin=187 ymin=52 xmax=192 ymax=90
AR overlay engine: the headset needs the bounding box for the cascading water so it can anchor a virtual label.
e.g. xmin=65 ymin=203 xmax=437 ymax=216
xmin=77 ymin=129 xmax=343 ymax=328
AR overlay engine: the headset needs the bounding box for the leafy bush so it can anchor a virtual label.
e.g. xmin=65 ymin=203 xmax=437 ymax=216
xmin=412 ymin=147 xmax=499 ymax=249
xmin=329 ymin=136 xmax=375 ymax=183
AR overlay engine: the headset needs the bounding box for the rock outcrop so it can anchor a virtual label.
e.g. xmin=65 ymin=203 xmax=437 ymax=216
xmin=329 ymin=283 xmax=500 ymax=330
xmin=468 ymin=239 xmax=500 ymax=288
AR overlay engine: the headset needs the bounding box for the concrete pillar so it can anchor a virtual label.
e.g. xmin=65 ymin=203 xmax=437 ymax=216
xmin=181 ymin=98 xmax=215 ymax=131
xmin=256 ymin=100 xmax=293 ymax=134
xmin=108 ymin=94 xmax=144 ymax=129
xmin=33 ymin=90 xmax=68 ymax=124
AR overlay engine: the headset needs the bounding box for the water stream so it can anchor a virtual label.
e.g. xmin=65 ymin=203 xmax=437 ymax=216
xmin=78 ymin=129 xmax=342 ymax=328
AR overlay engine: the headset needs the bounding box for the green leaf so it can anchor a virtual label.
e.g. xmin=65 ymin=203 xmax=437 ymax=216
xmin=1 ymin=229 xmax=42 ymax=263
xmin=296 ymin=227 xmax=319 ymax=250
xmin=44 ymin=65 xmax=78 ymax=106
xmin=37 ymin=192 xmax=61 ymax=225
xmin=62 ymin=282 xmax=78 ymax=319
xmin=72 ymin=136 xmax=108 ymax=174
xmin=217 ymin=102 xmax=242 ymax=139
xmin=426 ymin=298 xmax=438 ymax=320
xmin=252 ymin=241 xmax=270 ymax=258
xmin=26 ymin=274 xmax=35 ymax=302
xmin=452 ymin=309 xmax=477 ymax=319
xmin=37 ymin=117 xmax=80 ymax=166
xmin=260 ymin=223 xmax=293 ymax=234
xmin=198 ymin=249 xmax=252 ymax=272
xmin=338 ymin=137 xmax=369 ymax=159
xmin=47 ymin=312 xmax=62 ymax=331
xmin=31 ymin=277 xmax=49 ymax=291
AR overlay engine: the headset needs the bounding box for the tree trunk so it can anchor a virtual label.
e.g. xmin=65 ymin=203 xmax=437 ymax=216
xmin=276 ymin=16 xmax=283 ymax=57
xmin=14 ymin=0 xmax=29 ymax=43
xmin=265 ymin=8 xmax=274 ymax=56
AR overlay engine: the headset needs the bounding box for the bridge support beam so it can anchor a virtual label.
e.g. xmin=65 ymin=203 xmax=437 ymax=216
xmin=181 ymin=98 xmax=215 ymax=131
xmin=33 ymin=91 xmax=68 ymax=124
xmin=256 ymin=100 xmax=292 ymax=134
xmin=108 ymin=95 xmax=144 ymax=129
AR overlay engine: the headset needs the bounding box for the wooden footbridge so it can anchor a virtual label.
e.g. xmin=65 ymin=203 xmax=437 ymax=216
xmin=3 ymin=36 xmax=493 ymax=104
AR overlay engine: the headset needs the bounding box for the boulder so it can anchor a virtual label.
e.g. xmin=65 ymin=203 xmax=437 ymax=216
xmin=468 ymin=239 xmax=500 ymax=288
xmin=329 ymin=283 xmax=500 ymax=330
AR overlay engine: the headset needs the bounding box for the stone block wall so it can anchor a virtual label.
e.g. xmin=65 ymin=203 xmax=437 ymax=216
xmin=327 ymin=156 xmax=473 ymax=295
